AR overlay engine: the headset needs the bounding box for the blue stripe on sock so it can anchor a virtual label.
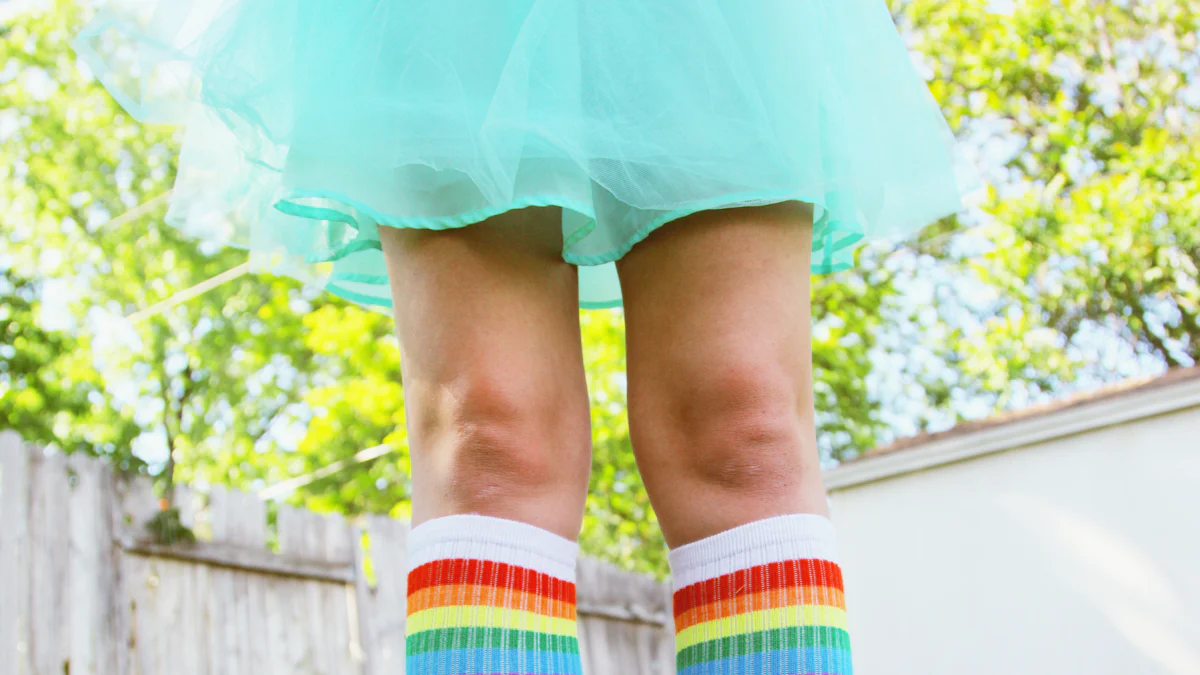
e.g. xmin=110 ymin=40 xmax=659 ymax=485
xmin=677 ymin=646 xmax=853 ymax=675
xmin=405 ymin=647 xmax=584 ymax=674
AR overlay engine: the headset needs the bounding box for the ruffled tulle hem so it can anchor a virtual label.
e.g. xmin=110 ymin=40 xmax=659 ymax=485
xmin=272 ymin=186 xmax=863 ymax=310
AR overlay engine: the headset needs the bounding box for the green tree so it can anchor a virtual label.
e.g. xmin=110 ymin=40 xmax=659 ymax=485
xmin=902 ymin=0 xmax=1200 ymax=394
xmin=6 ymin=0 xmax=1200 ymax=578
xmin=0 ymin=268 xmax=98 ymax=450
xmin=1 ymin=1 xmax=330 ymax=493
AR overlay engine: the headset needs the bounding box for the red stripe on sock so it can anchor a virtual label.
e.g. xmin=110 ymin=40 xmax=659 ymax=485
xmin=407 ymin=558 xmax=576 ymax=604
xmin=673 ymin=559 xmax=844 ymax=616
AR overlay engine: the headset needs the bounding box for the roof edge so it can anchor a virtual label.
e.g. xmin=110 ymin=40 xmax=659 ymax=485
xmin=825 ymin=367 xmax=1200 ymax=491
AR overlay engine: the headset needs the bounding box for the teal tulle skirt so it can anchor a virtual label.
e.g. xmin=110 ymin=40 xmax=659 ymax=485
xmin=76 ymin=0 xmax=978 ymax=309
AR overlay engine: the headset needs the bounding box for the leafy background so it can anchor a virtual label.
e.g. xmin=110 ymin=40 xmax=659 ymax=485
xmin=3 ymin=0 xmax=1197 ymax=577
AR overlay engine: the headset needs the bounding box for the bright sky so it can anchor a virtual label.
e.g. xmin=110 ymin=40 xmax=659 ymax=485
xmin=0 ymin=0 xmax=51 ymax=22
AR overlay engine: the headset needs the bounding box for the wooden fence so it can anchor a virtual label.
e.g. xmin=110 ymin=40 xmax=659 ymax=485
xmin=0 ymin=431 xmax=675 ymax=674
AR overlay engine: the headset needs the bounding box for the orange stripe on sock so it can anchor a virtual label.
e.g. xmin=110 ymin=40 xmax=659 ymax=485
xmin=673 ymin=585 xmax=846 ymax=632
xmin=406 ymin=583 xmax=578 ymax=620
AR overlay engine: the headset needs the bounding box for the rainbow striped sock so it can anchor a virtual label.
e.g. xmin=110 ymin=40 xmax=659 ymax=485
xmin=404 ymin=515 xmax=582 ymax=675
xmin=669 ymin=514 xmax=853 ymax=675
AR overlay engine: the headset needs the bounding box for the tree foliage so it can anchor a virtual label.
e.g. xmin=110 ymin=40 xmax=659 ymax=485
xmin=907 ymin=0 xmax=1199 ymax=374
xmin=4 ymin=0 xmax=1197 ymax=577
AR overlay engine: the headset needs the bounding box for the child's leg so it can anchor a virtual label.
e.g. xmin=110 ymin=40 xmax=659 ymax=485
xmin=379 ymin=206 xmax=592 ymax=538
xmin=379 ymin=207 xmax=591 ymax=674
xmin=616 ymin=202 xmax=852 ymax=674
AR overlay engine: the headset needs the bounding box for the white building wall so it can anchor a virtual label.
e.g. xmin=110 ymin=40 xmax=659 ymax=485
xmin=827 ymin=377 xmax=1200 ymax=675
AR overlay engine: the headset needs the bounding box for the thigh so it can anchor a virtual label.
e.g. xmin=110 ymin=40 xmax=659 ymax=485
xmin=379 ymin=208 xmax=592 ymax=534
xmin=381 ymin=207 xmax=582 ymax=384
xmin=615 ymin=201 xmax=825 ymax=546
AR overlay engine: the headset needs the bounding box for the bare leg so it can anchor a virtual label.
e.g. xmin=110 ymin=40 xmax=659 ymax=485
xmin=379 ymin=208 xmax=591 ymax=539
xmin=615 ymin=202 xmax=827 ymax=548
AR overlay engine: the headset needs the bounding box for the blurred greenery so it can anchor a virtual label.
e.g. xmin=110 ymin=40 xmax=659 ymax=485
xmin=899 ymin=0 xmax=1200 ymax=397
xmin=3 ymin=0 xmax=1197 ymax=577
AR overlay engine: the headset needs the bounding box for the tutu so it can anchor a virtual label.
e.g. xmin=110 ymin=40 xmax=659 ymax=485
xmin=76 ymin=0 xmax=978 ymax=309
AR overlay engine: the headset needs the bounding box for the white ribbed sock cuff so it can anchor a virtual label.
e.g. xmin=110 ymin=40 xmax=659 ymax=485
xmin=668 ymin=514 xmax=840 ymax=589
xmin=407 ymin=514 xmax=580 ymax=582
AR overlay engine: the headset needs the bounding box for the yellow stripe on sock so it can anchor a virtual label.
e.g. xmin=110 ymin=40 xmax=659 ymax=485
xmin=674 ymin=604 xmax=850 ymax=650
xmin=406 ymin=605 xmax=578 ymax=637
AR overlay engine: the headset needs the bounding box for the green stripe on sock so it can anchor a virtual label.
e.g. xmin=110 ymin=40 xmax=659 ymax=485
xmin=676 ymin=626 xmax=853 ymax=668
xmin=406 ymin=626 xmax=581 ymax=656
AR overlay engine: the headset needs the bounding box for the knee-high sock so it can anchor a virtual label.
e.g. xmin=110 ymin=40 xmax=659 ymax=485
xmin=669 ymin=514 xmax=853 ymax=675
xmin=405 ymin=515 xmax=582 ymax=675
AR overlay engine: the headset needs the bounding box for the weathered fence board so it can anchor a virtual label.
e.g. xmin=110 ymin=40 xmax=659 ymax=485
xmin=68 ymin=452 xmax=118 ymax=675
xmin=576 ymin=559 xmax=675 ymax=675
xmin=359 ymin=515 xmax=409 ymax=675
xmin=30 ymin=451 xmax=70 ymax=675
xmin=112 ymin=472 xmax=157 ymax=675
xmin=0 ymin=431 xmax=33 ymax=675
xmin=0 ymin=437 xmax=676 ymax=674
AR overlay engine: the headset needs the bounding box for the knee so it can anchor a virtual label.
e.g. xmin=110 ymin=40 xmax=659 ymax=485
xmin=416 ymin=373 xmax=589 ymax=510
xmin=663 ymin=360 xmax=814 ymax=496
